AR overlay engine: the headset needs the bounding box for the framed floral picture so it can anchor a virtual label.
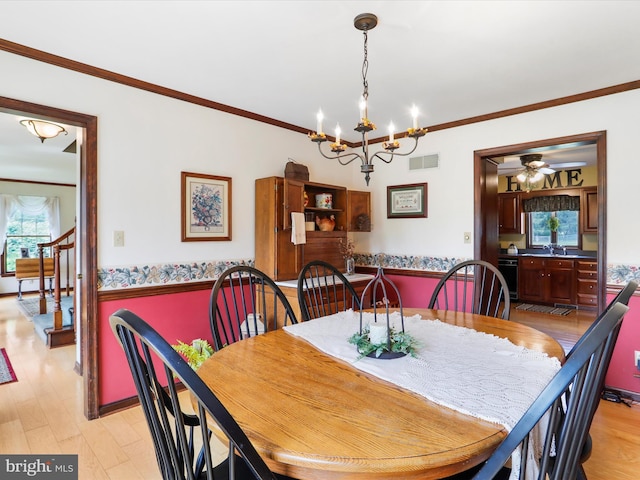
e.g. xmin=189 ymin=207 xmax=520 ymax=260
xmin=181 ymin=172 xmax=232 ymax=241
xmin=387 ymin=183 xmax=428 ymax=218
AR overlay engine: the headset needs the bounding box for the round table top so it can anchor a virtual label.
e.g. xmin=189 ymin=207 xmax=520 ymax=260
xmin=196 ymin=308 xmax=565 ymax=479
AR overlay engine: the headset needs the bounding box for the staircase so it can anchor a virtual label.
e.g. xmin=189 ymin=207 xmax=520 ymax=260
xmin=36 ymin=227 xmax=75 ymax=348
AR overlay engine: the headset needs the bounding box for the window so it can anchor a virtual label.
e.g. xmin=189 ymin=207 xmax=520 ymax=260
xmin=1 ymin=195 xmax=59 ymax=276
xmin=2 ymin=209 xmax=52 ymax=274
xmin=528 ymin=210 xmax=579 ymax=248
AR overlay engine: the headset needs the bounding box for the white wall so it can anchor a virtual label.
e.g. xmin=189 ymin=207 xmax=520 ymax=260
xmin=1 ymin=50 xmax=351 ymax=270
xmin=0 ymin=180 xmax=76 ymax=294
xmin=358 ymin=89 xmax=640 ymax=265
xmin=2 ymin=49 xmax=639 ymax=274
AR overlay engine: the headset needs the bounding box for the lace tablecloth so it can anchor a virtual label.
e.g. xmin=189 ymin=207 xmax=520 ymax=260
xmin=283 ymin=310 xmax=561 ymax=479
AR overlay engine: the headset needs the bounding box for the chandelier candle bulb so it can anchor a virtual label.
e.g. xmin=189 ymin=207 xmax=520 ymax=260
xmin=316 ymin=110 xmax=323 ymax=134
xmin=359 ymin=96 xmax=367 ymax=121
xmin=369 ymin=324 xmax=388 ymax=345
xmin=411 ymin=105 xmax=419 ymax=130
xmin=335 ymin=124 xmax=341 ymax=145
xmin=388 ymin=123 xmax=394 ymax=143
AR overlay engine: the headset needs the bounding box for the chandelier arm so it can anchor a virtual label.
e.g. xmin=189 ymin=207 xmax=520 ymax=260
xmin=371 ymin=136 xmax=421 ymax=164
xmin=316 ymin=142 xmax=364 ymax=166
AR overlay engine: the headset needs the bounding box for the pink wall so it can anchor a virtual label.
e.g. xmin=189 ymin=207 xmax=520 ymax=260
xmin=604 ymin=293 xmax=640 ymax=394
xmin=99 ymin=289 xmax=213 ymax=405
xmin=97 ymin=276 xmax=639 ymax=408
xmin=382 ymin=274 xmax=439 ymax=308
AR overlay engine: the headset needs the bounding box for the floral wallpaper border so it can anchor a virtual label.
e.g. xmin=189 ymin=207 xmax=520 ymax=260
xmin=607 ymin=263 xmax=640 ymax=285
xmin=353 ymin=253 xmax=469 ymax=273
xmin=98 ymin=259 xmax=254 ymax=290
xmin=97 ymin=253 xmax=640 ymax=290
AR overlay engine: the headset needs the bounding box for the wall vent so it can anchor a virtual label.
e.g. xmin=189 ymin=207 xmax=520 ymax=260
xmin=409 ymin=154 xmax=439 ymax=170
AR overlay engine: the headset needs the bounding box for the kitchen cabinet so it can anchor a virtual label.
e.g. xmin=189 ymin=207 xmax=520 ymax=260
xmin=581 ymin=187 xmax=598 ymax=233
xmin=576 ymin=260 xmax=598 ymax=309
xmin=498 ymin=193 xmax=523 ymax=234
xmin=255 ymin=176 xmax=370 ymax=281
xmin=519 ymin=257 xmax=575 ymax=305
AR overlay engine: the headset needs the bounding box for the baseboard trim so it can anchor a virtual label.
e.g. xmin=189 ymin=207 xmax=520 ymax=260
xmin=603 ymin=386 xmax=640 ymax=403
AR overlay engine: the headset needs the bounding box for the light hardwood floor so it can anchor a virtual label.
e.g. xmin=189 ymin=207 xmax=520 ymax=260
xmin=1 ymin=295 xmax=638 ymax=479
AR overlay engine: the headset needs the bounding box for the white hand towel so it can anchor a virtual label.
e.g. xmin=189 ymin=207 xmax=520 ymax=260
xmin=291 ymin=212 xmax=306 ymax=245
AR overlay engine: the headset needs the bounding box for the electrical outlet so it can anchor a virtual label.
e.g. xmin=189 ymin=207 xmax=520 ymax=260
xmin=113 ymin=230 xmax=125 ymax=247
xmin=635 ymin=351 xmax=640 ymax=370
xmin=463 ymin=232 xmax=471 ymax=244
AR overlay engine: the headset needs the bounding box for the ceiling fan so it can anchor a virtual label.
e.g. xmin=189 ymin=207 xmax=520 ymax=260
xmin=500 ymin=153 xmax=587 ymax=191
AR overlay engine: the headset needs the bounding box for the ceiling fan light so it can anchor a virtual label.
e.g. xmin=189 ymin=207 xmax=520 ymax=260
xmin=516 ymin=172 xmax=527 ymax=182
xmin=532 ymin=171 xmax=544 ymax=182
xmin=20 ymin=119 xmax=67 ymax=143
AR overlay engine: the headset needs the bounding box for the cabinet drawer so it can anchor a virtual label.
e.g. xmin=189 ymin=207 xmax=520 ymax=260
xmin=577 ymin=279 xmax=597 ymax=294
xmin=577 ymin=269 xmax=597 ymax=280
xmin=519 ymin=257 xmax=544 ymax=269
xmin=577 ymin=260 xmax=597 ymax=271
xmin=546 ymin=258 xmax=574 ymax=269
xmin=577 ymin=293 xmax=598 ymax=307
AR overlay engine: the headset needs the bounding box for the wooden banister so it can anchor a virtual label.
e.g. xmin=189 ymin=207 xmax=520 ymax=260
xmin=36 ymin=227 xmax=76 ymax=346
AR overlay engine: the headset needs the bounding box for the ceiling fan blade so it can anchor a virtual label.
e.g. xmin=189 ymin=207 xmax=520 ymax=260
xmin=539 ymin=167 xmax=556 ymax=174
xmin=550 ymin=161 xmax=587 ymax=169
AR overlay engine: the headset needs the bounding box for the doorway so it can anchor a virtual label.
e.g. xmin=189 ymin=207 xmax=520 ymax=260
xmin=0 ymin=96 xmax=99 ymax=419
xmin=473 ymin=131 xmax=607 ymax=313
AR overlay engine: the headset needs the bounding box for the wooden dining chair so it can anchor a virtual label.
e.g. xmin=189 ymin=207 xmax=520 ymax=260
xmin=428 ymin=260 xmax=511 ymax=320
xmin=567 ymin=279 xmax=637 ymax=480
xmin=465 ymin=301 xmax=629 ymax=480
xmin=109 ymin=308 xmax=283 ymax=480
xmin=297 ymin=260 xmax=362 ymax=321
xmin=568 ymin=280 xmax=637 ymax=358
xmin=209 ymin=265 xmax=297 ymax=350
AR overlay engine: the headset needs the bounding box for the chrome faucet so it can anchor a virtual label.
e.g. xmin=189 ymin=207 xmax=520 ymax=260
xmin=545 ymin=244 xmax=555 ymax=255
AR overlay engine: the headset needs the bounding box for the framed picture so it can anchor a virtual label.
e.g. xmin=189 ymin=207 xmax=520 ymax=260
xmin=387 ymin=183 xmax=428 ymax=218
xmin=181 ymin=171 xmax=232 ymax=241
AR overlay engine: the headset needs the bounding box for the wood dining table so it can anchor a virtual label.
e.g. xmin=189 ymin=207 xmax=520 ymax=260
xmin=195 ymin=308 xmax=565 ymax=480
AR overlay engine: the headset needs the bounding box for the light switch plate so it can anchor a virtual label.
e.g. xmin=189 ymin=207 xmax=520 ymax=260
xmin=463 ymin=232 xmax=471 ymax=244
xmin=113 ymin=230 xmax=125 ymax=247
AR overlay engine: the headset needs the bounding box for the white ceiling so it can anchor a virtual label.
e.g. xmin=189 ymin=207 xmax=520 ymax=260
xmin=2 ymin=0 xmax=638 ymax=182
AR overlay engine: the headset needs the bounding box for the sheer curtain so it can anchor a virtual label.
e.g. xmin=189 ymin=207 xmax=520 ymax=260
xmin=0 ymin=194 xmax=60 ymax=255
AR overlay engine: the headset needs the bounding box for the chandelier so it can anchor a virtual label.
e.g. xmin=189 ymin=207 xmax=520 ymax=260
xmin=309 ymin=13 xmax=428 ymax=185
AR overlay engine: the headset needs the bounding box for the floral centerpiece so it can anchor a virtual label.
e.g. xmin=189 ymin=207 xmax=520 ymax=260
xmin=172 ymin=338 xmax=214 ymax=370
xmin=348 ymin=324 xmax=419 ymax=359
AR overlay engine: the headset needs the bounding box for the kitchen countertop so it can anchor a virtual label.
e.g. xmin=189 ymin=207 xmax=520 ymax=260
xmin=275 ymin=273 xmax=374 ymax=289
xmin=499 ymin=252 xmax=597 ymax=260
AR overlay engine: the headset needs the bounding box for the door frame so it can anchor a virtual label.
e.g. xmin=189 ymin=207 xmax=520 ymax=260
xmin=474 ymin=131 xmax=607 ymax=312
xmin=0 ymin=95 xmax=99 ymax=419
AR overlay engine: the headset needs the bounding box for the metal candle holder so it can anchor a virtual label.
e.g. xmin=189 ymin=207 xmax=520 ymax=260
xmin=358 ymin=267 xmax=405 ymax=359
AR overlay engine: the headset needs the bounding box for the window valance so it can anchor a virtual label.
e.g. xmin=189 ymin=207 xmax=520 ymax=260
xmin=522 ymin=195 xmax=580 ymax=213
xmin=0 ymin=194 xmax=60 ymax=255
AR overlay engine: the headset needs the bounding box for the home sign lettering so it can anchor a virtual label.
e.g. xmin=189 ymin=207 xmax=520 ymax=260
xmin=504 ymin=169 xmax=584 ymax=193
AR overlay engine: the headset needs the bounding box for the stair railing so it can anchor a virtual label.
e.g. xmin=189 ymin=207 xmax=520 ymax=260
xmin=37 ymin=227 xmax=75 ymax=320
